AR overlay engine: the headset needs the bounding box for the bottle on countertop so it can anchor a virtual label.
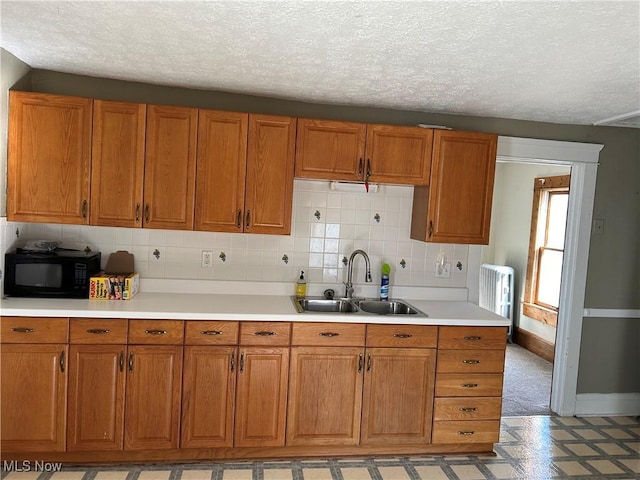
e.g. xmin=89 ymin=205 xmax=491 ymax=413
xmin=295 ymin=270 xmax=307 ymax=298
xmin=380 ymin=263 xmax=390 ymax=301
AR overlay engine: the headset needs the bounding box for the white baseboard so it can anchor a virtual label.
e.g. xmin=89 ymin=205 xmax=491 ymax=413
xmin=574 ymin=393 xmax=640 ymax=417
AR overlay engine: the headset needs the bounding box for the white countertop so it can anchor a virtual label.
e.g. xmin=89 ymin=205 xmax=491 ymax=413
xmin=0 ymin=293 xmax=510 ymax=326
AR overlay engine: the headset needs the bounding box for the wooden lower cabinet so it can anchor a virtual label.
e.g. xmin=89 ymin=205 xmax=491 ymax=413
xmin=361 ymin=347 xmax=436 ymax=446
xmin=67 ymin=345 xmax=126 ymax=451
xmin=0 ymin=344 xmax=68 ymax=452
xmin=287 ymin=346 xmax=364 ymax=446
xmin=181 ymin=346 xmax=237 ymax=448
xmin=234 ymin=347 xmax=289 ymax=447
xmin=124 ymin=345 xmax=183 ymax=450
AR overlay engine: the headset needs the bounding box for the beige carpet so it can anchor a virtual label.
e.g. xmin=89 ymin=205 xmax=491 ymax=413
xmin=502 ymin=343 xmax=553 ymax=416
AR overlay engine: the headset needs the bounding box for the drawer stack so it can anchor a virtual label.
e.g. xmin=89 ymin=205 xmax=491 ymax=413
xmin=433 ymin=326 xmax=507 ymax=444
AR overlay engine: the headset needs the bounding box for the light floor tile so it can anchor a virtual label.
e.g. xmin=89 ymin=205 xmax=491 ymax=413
xmin=50 ymin=473 xmax=85 ymax=480
xmin=95 ymin=472 xmax=130 ymax=480
xmin=594 ymin=442 xmax=632 ymax=455
xmin=603 ymin=428 xmax=634 ymax=439
xmin=377 ymin=467 xmax=410 ymax=480
xmin=180 ymin=470 xmax=215 ymax=480
xmin=564 ymin=443 xmax=600 ymax=456
xmin=619 ymin=458 xmax=640 ymax=473
xmin=575 ymin=428 xmax=606 ymax=440
xmin=587 ymin=460 xmax=625 ymax=474
xmin=340 ymin=467 xmax=372 ymax=480
xmin=450 ymin=465 xmax=485 ymax=480
xmin=487 ymin=463 xmax=520 ymax=479
xmin=222 ymin=470 xmax=254 ymax=480
xmin=609 ymin=416 xmax=638 ymax=425
xmin=3 ymin=473 xmax=41 ymax=480
xmin=555 ymin=416 xmax=584 ymax=426
xmin=300 ymin=468 xmax=334 ymax=480
xmin=555 ymin=461 xmax=592 ymax=476
xmin=550 ymin=429 xmax=578 ymax=440
xmin=625 ymin=441 xmax=640 ymax=453
xmin=264 ymin=469 xmax=293 ymax=480
xmin=413 ymin=466 xmax=449 ymax=480
xmin=585 ymin=417 xmax=613 ymax=426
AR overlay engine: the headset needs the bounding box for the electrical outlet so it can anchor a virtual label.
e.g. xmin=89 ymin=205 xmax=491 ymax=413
xmin=201 ymin=250 xmax=213 ymax=268
xmin=435 ymin=261 xmax=451 ymax=278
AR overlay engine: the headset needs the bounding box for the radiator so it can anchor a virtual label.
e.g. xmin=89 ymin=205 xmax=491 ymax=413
xmin=479 ymin=263 xmax=514 ymax=341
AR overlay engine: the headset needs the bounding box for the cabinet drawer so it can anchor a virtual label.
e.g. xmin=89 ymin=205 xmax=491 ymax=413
xmin=240 ymin=322 xmax=291 ymax=346
xmin=432 ymin=420 xmax=501 ymax=444
xmin=292 ymin=322 xmax=365 ymax=346
xmin=433 ymin=397 xmax=502 ymax=421
xmin=435 ymin=373 xmax=503 ymax=397
xmin=1 ymin=317 xmax=68 ymax=343
xmin=128 ymin=320 xmax=184 ymax=344
xmin=185 ymin=321 xmax=239 ymax=345
xmin=438 ymin=326 xmax=507 ymax=349
xmin=70 ymin=318 xmax=128 ymax=344
xmin=437 ymin=349 xmax=505 ymax=373
xmin=366 ymin=324 xmax=437 ymax=348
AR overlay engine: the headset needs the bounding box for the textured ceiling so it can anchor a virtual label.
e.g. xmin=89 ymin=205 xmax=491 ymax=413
xmin=1 ymin=1 xmax=639 ymax=126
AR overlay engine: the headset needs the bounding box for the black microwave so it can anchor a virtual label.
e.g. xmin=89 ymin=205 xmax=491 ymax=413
xmin=4 ymin=248 xmax=101 ymax=298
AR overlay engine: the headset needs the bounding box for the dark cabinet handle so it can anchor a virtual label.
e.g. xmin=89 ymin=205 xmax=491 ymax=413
xmin=464 ymin=336 xmax=482 ymax=341
xmin=201 ymin=330 xmax=223 ymax=336
xmin=428 ymin=220 xmax=433 ymax=238
xmin=144 ymin=204 xmax=150 ymax=223
xmin=135 ymin=203 xmax=141 ymax=222
xmin=358 ymin=158 xmax=364 ymax=178
xmin=128 ymin=352 xmax=134 ymax=372
xmin=254 ymin=331 xmax=275 ymax=336
xmin=145 ymin=329 xmax=167 ymax=335
xmin=119 ymin=351 xmax=125 ymax=372
xmin=463 ymin=359 xmax=480 ymax=364
xmin=245 ymin=210 xmax=251 ymax=229
xmin=358 ymin=353 xmax=363 ymax=373
xmin=366 ymin=159 xmax=371 ymax=179
xmin=457 ymin=431 xmax=475 ymax=436
xmin=87 ymin=329 xmax=110 ymax=335
xmin=459 ymin=407 xmax=477 ymax=412
xmin=82 ymin=200 xmax=88 ymax=218
xmin=11 ymin=327 xmax=35 ymax=333
xmin=366 ymin=354 xmax=372 ymax=372
xmin=237 ymin=209 xmax=242 ymax=228
xmin=59 ymin=350 xmax=65 ymax=373
xmin=393 ymin=333 xmax=413 ymax=338
xmin=239 ymin=353 xmax=245 ymax=373
xmin=461 ymin=383 xmax=479 ymax=388
xmin=230 ymin=354 xmax=235 ymax=372
xmin=319 ymin=332 xmax=339 ymax=337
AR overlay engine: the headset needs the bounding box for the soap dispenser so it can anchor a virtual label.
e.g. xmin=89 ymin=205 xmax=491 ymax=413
xmin=295 ymin=270 xmax=307 ymax=298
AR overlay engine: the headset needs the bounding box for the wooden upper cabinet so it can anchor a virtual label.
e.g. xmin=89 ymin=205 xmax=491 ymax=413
xmin=7 ymin=91 xmax=92 ymax=224
xmin=244 ymin=114 xmax=296 ymax=235
xmin=365 ymin=125 xmax=433 ymax=185
xmin=411 ymin=130 xmax=497 ymax=244
xmin=144 ymin=105 xmax=197 ymax=230
xmin=195 ymin=110 xmax=248 ymax=232
xmin=294 ymin=118 xmax=433 ymax=186
xmin=295 ymin=119 xmax=366 ymax=181
xmin=91 ymin=100 xmax=146 ymax=227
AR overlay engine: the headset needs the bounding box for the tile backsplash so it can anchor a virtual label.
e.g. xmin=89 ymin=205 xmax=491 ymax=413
xmin=0 ymin=180 xmax=468 ymax=292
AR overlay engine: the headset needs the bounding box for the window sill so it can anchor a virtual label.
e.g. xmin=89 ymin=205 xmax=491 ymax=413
xmin=522 ymin=302 xmax=558 ymax=327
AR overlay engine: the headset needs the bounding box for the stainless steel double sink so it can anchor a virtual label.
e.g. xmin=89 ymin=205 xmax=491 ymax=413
xmin=292 ymin=297 xmax=427 ymax=317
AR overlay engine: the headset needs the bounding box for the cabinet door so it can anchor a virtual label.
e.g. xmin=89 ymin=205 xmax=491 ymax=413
xmin=181 ymin=346 xmax=237 ymax=448
xmin=194 ymin=110 xmax=248 ymax=232
xmin=295 ymin=119 xmax=366 ymax=181
xmin=144 ymin=105 xmax=197 ymax=230
xmin=91 ymin=100 xmax=146 ymax=227
xmin=235 ymin=347 xmax=289 ymax=447
xmin=361 ymin=348 xmax=436 ymax=446
xmin=244 ymin=114 xmax=296 ymax=235
xmin=287 ymin=347 xmax=364 ymax=446
xmin=1 ymin=344 xmax=68 ymax=452
xmin=411 ymin=130 xmax=497 ymax=244
xmin=365 ymin=125 xmax=433 ymax=185
xmin=7 ymin=91 xmax=92 ymax=224
xmin=124 ymin=345 xmax=183 ymax=450
xmin=67 ymin=345 xmax=126 ymax=451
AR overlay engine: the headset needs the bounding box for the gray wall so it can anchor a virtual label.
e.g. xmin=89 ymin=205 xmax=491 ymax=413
xmin=6 ymin=65 xmax=640 ymax=395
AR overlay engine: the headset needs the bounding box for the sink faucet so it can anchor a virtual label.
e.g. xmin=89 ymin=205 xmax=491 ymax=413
xmin=344 ymin=249 xmax=372 ymax=298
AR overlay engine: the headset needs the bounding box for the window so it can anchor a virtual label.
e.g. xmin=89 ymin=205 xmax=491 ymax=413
xmin=523 ymin=174 xmax=570 ymax=326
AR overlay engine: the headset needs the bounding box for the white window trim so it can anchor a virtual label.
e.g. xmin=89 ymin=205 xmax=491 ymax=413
xmin=467 ymin=135 xmax=602 ymax=417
